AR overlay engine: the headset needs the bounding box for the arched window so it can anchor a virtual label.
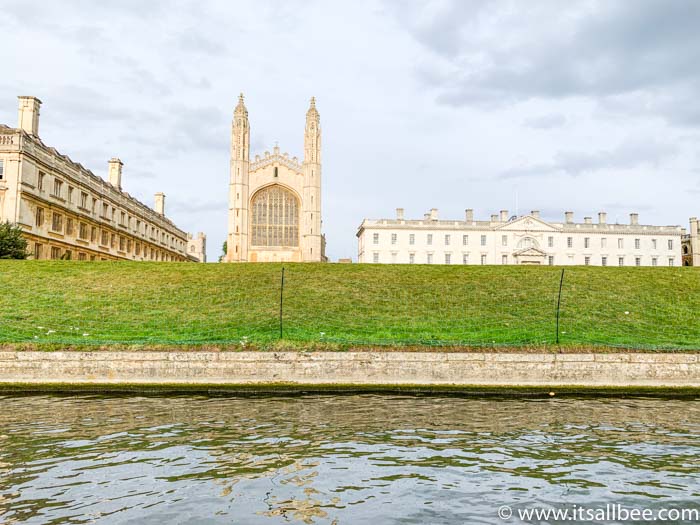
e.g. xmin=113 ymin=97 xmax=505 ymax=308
xmin=251 ymin=185 xmax=299 ymax=247
xmin=517 ymin=237 xmax=539 ymax=250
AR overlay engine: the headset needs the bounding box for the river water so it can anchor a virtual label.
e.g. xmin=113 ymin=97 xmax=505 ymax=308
xmin=0 ymin=395 xmax=698 ymax=524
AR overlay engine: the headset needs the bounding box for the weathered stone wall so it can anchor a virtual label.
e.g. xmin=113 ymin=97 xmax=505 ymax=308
xmin=0 ymin=351 xmax=698 ymax=389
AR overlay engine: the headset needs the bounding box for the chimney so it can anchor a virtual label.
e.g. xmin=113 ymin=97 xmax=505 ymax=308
xmin=584 ymin=216 xmax=592 ymax=225
xmin=18 ymin=96 xmax=42 ymax=136
xmin=531 ymin=210 xmax=540 ymax=219
xmin=396 ymin=208 xmax=404 ymax=220
xmin=598 ymin=212 xmax=607 ymax=224
xmin=108 ymin=158 xmax=123 ymax=190
xmin=490 ymin=214 xmax=498 ymax=222
xmin=630 ymin=213 xmax=639 ymax=226
xmin=465 ymin=209 xmax=474 ymax=222
xmin=429 ymin=208 xmax=438 ymax=221
xmin=155 ymin=192 xmax=165 ymax=215
xmin=565 ymin=211 xmax=574 ymax=224
xmin=500 ymin=209 xmax=509 ymax=222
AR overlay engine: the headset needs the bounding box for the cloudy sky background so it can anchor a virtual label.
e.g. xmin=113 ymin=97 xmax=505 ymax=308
xmin=2 ymin=0 xmax=699 ymax=262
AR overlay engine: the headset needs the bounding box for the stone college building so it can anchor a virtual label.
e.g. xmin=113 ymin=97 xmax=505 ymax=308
xmin=0 ymin=96 xmax=205 ymax=262
xmin=226 ymin=95 xmax=326 ymax=262
xmin=358 ymin=208 xmax=684 ymax=267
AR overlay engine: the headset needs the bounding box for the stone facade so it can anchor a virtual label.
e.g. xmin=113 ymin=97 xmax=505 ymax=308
xmin=226 ymin=94 xmax=326 ymax=262
xmin=0 ymin=96 xmax=200 ymax=261
xmin=682 ymin=217 xmax=699 ymax=266
xmin=187 ymin=232 xmax=207 ymax=263
xmin=358 ymin=208 xmax=684 ymax=267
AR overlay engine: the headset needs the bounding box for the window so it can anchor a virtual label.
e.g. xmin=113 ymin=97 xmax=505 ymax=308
xmin=79 ymin=223 xmax=88 ymax=240
xmin=121 ymin=212 xmax=127 ymax=227
xmin=445 ymin=234 xmax=450 ymax=246
xmin=409 ymin=233 xmax=415 ymax=245
xmin=427 ymin=253 xmax=433 ymax=264
xmin=501 ymin=254 xmax=507 ymax=264
xmin=548 ymin=256 xmax=554 ymax=266
xmin=584 ymin=256 xmax=591 ymax=266
xmin=618 ymin=257 xmax=624 ymax=267
xmin=501 ymin=235 xmax=507 ymax=247
xmin=100 ymin=230 xmax=109 ymax=246
xmin=102 ymin=203 xmax=109 ymax=218
xmin=635 ymin=238 xmax=640 ymax=249
xmin=409 ymin=253 xmax=415 ymax=264
xmin=119 ymin=236 xmax=126 ymax=251
xmin=427 ymin=234 xmax=433 ymax=245
xmin=445 ymin=253 xmax=451 ymax=264
xmin=618 ymin=238 xmax=624 ymax=249
xmin=35 ymin=207 xmax=44 ymax=227
xmin=90 ymin=226 xmax=97 ymax=242
xmin=635 ymin=257 xmax=641 ymax=267
xmin=67 ymin=186 xmax=74 ymax=203
xmin=80 ymin=192 xmax=89 ymax=209
xmin=51 ymin=212 xmax=63 ymax=233
xmin=668 ymin=239 xmax=673 ymax=250
xmin=373 ymin=252 xmax=379 ymax=263
xmin=480 ymin=254 xmax=487 ymax=265
xmin=38 ymin=172 xmax=45 ymax=191
xmin=584 ymin=237 xmax=590 ymax=249
xmin=0 ymin=159 xmax=4 ymax=180
xmin=668 ymin=257 xmax=674 ymax=266
xmin=66 ymin=218 xmax=74 ymax=236
xmin=50 ymin=247 xmax=61 ymax=259
xmin=34 ymin=243 xmax=42 ymax=259
xmin=601 ymin=256 xmax=608 ymax=267
xmin=462 ymin=254 xmax=468 ymax=264
xmin=91 ymin=198 xmax=97 ymax=214
xmin=652 ymin=239 xmax=657 ymax=249
xmin=391 ymin=252 xmax=397 ymax=263
xmin=251 ymin=185 xmax=300 ymax=247
xmin=391 ymin=233 xmax=397 ymax=245
xmin=135 ymin=243 xmax=141 ymax=256
xmin=601 ymin=238 xmax=607 ymax=248
xmin=567 ymin=237 xmax=573 ymax=248
xmin=110 ymin=233 xmax=116 ymax=248
xmin=548 ymin=236 xmax=554 ymax=248
xmin=480 ymin=235 xmax=486 ymax=246
xmin=53 ymin=179 xmax=63 ymax=197
xmin=463 ymin=235 xmax=468 ymax=246
xmin=78 ymin=253 xmax=87 ymax=261
xmin=373 ymin=233 xmax=379 ymax=245
xmin=652 ymin=257 xmax=658 ymax=267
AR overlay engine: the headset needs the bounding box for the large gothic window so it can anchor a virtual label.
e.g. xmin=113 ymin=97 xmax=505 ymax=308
xmin=251 ymin=185 xmax=299 ymax=247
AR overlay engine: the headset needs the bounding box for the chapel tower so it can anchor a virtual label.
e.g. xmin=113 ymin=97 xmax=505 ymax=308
xmin=227 ymin=94 xmax=250 ymax=262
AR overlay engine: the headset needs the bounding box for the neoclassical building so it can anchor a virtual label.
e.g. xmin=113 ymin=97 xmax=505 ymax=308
xmin=226 ymin=94 xmax=326 ymax=262
xmin=358 ymin=208 xmax=684 ymax=266
xmin=0 ymin=96 xmax=199 ymax=261
xmin=682 ymin=217 xmax=699 ymax=266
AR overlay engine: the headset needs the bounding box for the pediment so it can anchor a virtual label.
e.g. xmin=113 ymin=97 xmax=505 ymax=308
xmin=513 ymin=246 xmax=548 ymax=257
xmin=497 ymin=215 xmax=560 ymax=232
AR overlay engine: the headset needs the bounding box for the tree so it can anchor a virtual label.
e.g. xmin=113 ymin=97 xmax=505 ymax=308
xmin=0 ymin=221 xmax=28 ymax=259
xmin=218 ymin=241 xmax=227 ymax=262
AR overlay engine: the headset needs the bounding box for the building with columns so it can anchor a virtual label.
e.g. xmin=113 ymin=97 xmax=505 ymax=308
xmin=358 ymin=208 xmax=684 ymax=267
xmin=226 ymin=94 xmax=326 ymax=262
xmin=682 ymin=217 xmax=699 ymax=266
xmin=0 ymin=96 xmax=199 ymax=261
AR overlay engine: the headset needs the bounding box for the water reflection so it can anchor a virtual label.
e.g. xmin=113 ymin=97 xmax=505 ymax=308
xmin=0 ymin=395 xmax=698 ymax=524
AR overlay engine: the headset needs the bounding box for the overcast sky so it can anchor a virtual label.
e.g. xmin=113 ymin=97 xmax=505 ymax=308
xmin=2 ymin=0 xmax=699 ymax=261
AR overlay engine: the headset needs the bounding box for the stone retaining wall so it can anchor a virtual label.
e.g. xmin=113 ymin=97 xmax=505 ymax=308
xmin=0 ymin=351 xmax=698 ymax=390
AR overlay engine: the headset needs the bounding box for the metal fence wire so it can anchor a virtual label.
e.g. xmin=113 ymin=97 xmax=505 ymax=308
xmin=0 ymin=262 xmax=698 ymax=350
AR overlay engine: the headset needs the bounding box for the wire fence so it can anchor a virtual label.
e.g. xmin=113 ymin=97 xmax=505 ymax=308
xmin=0 ymin=262 xmax=699 ymax=350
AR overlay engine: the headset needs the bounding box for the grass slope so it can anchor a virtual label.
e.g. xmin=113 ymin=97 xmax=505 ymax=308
xmin=0 ymin=261 xmax=699 ymax=350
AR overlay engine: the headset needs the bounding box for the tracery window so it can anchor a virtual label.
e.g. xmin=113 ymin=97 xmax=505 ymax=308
xmin=251 ymin=185 xmax=299 ymax=247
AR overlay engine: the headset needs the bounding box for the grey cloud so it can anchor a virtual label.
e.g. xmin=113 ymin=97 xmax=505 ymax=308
xmin=500 ymin=139 xmax=677 ymax=179
xmin=523 ymin=114 xmax=567 ymax=129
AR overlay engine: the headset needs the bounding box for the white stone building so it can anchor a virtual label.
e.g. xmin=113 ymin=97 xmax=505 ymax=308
xmin=186 ymin=232 xmax=207 ymax=263
xmin=226 ymin=94 xmax=326 ymax=262
xmin=0 ymin=96 xmax=199 ymax=261
xmin=682 ymin=217 xmax=699 ymax=266
xmin=357 ymin=208 xmax=684 ymax=267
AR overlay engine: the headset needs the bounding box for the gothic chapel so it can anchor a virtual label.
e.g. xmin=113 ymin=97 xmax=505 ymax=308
xmin=226 ymin=94 xmax=325 ymax=262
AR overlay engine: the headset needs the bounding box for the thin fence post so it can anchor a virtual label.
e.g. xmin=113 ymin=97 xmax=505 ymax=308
xmin=279 ymin=267 xmax=285 ymax=339
xmin=555 ymin=268 xmax=566 ymax=344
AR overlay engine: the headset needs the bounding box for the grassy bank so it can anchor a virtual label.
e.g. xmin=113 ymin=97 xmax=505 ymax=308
xmin=0 ymin=261 xmax=698 ymax=350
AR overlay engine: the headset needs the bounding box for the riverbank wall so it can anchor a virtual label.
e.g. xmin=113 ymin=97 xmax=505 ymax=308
xmin=0 ymin=351 xmax=699 ymax=394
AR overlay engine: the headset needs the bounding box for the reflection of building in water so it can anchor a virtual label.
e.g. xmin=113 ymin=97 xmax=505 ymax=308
xmin=226 ymin=94 xmax=326 ymax=263
xmin=359 ymin=208 xmax=684 ymax=267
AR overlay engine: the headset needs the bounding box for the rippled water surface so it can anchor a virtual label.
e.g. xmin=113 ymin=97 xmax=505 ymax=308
xmin=0 ymin=395 xmax=699 ymax=524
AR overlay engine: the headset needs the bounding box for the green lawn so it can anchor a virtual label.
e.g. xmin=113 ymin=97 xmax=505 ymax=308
xmin=0 ymin=261 xmax=698 ymax=350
